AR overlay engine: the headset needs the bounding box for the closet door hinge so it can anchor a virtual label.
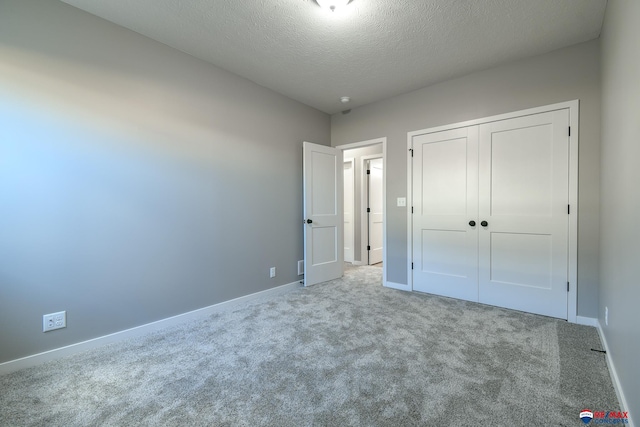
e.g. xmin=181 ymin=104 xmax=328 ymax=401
xmin=568 ymin=204 xmax=570 ymax=214
xmin=367 ymin=169 xmax=370 ymax=175
xmin=411 ymin=206 xmax=414 ymax=214
xmin=409 ymin=148 xmax=414 ymax=157
xmin=367 ymin=208 xmax=371 ymax=213
xmin=568 ymin=126 xmax=571 ymax=136
xmin=411 ymin=262 xmax=414 ymax=270
xmin=567 ymin=282 xmax=570 ymax=292
xmin=367 ymin=245 xmax=371 ymax=251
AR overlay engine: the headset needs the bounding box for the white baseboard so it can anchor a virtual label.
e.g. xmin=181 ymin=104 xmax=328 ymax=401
xmin=596 ymin=321 xmax=635 ymax=427
xmin=0 ymin=281 xmax=302 ymax=376
xmin=384 ymin=281 xmax=411 ymax=291
xmin=576 ymin=316 xmax=599 ymax=327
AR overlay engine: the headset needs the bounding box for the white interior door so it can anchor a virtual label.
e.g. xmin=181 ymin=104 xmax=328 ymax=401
xmin=478 ymin=110 xmax=569 ymax=318
xmin=303 ymin=141 xmax=344 ymax=286
xmin=367 ymin=158 xmax=383 ymax=265
xmin=411 ymin=127 xmax=479 ymax=301
xmin=344 ymin=159 xmax=355 ymax=263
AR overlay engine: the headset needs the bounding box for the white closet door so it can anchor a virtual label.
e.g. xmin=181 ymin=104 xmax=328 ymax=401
xmin=412 ymin=126 xmax=479 ymax=301
xmin=478 ymin=110 xmax=569 ymax=319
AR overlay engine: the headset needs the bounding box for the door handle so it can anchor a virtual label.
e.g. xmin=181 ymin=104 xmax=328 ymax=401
xmin=305 ymin=219 xmax=313 ymax=224
xmin=481 ymin=221 xmax=488 ymax=227
xmin=469 ymin=220 xmax=476 ymax=227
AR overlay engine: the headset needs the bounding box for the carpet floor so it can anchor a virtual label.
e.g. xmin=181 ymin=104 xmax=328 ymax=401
xmin=0 ymin=265 xmax=619 ymax=426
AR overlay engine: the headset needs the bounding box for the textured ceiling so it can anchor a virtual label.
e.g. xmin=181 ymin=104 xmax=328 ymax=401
xmin=59 ymin=0 xmax=607 ymax=114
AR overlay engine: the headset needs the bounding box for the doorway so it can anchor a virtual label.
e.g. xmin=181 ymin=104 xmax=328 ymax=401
xmin=337 ymin=138 xmax=387 ymax=284
xmin=303 ymin=138 xmax=387 ymax=287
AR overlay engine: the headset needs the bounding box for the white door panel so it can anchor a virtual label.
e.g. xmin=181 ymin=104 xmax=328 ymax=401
xmin=478 ymin=110 xmax=569 ymax=318
xmin=412 ymin=127 xmax=479 ymax=301
xmin=311 ymin=226 xmax=338 ymax=264
xmin=303 ymin=142 xmax=343 ymax=286
xmin=489 ymin=124 xmax=554 ymax=217
xmin=311 ymin=152 xmax=337 ymax=215
xmin=420 ymin=137 xmax=469 ymax=216
xmin=420 ymin=229 xmax=469 ymax=277
xmin=489 ymin=232 xmax=553 ymax=289
xmin=368 ymin=158 xmax=383 ymax=265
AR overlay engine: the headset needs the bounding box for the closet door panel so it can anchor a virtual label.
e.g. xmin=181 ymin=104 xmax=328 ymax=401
xmin=478 ymin=110 xmax=569 ymax=319
xmin=411 ymin=127 xmax=478 ymax=301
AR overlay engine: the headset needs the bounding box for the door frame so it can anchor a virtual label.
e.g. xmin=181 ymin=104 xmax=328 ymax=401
xmin=407 ymin=100 xmax=579 ymax=323
xmin=361 ymin=154 xmax=383 ymax=265
xmin=344 ymin=157 xmax=355 ymax=263
xmin=336 ymin=137 xmax=388 ymax=286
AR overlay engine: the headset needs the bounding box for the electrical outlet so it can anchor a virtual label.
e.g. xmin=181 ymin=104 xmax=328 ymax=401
xmin=605 ymin=306 xmax=609 ymax=326
xmin=43 ymin=311 xmax=66 ymax=332
xmin=269 ymin=267 xmax=276 ymax=278
xmin=298 ymin=260 xmax=304 ymax=276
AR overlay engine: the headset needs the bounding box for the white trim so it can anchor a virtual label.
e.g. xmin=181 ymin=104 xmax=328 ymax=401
xmin=336 ymin=138 xmax=389 ymax=288
xmin=336 ymin=138 xmax=385 ymax=151
xmin=385 ymin=281 xmax=411 ymax=292
xmin=0 ymin=281 xmax=302 ymax=376
xmin=407 ymin=100 xmax=581 ymax=139
xmin=576 ymin=316 xmax=599 ymax=327
xmin=407 ymin=100 xmax=579 ymax=322
xmin=407 ymin=136 xmax=414 ymax=291
xmin=567 ymin=100 xmax=580 ymax=323
xmin=343 ymin=157 xmax=355 ymax=263
xmin=597 ymin=322 xmax=636 ymax=427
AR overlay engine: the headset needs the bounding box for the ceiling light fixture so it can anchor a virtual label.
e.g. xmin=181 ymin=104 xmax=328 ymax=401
xmin=316 ymin=0 xmax=349 ymax=12
xmin=340 ymin=96 xmax=351 ymax=103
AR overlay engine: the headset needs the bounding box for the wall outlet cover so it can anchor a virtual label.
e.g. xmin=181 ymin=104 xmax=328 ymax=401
xmin=43 ymin=311 xmax=66 ymax=332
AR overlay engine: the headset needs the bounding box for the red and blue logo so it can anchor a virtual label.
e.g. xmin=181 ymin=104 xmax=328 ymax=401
xmin=580 ymin=409 xmax=629 ymax=424
xmin=581 ymin=409 xmax=594 ymax=424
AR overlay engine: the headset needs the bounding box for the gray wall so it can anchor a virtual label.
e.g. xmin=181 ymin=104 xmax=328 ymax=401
xmin=332 ymin=40 xmax=601 ymax=317
xmin=343 ymin=144 xmax=383 ymax=263
xmin=599 ymin=0 xmax=640 ymax=419
xmin=0 ymin=0 xmax=329 ymax=363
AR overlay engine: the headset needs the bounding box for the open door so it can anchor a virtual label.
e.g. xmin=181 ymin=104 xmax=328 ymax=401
xmin=303 ymin=141 xmax=344 ymax=286
xmin=367 ymin=158 xmax=383 ymax=265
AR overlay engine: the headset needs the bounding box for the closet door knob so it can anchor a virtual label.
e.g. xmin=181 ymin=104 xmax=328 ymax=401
xmin=481 ymin=221 xmax=488 ymax=227
xmin=469 ymin=221 xmax=476 ymax=227
xmin=306 ymin=219 xmax=313 ymax=224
